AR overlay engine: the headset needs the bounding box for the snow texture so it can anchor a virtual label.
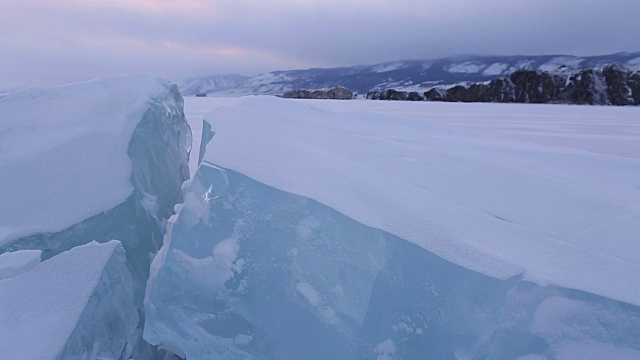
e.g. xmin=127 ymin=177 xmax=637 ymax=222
xmin=0 ymin=241 xmax=138 ymax=360
xmin=0 ymin=75 xmax=192 ymax=358
xmin=0 ymin=249 xmax=41 ymax=280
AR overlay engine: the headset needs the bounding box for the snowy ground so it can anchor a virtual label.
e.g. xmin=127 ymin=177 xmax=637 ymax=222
xmin=185 ymin=96 xmax=640 ymax=306
xmin=297 ymin=99 xmax=640 ymax=159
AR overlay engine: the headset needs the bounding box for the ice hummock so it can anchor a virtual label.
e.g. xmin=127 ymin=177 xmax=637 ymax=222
xmin=145 ymin=162 xmax=640 ymax=360
xmin=198 ymin=96 xmax=640 ymax=306
xmin=0 ymin=75 xmax=191 ymax=356
xmin=145 ymin=96 xmax=640 ymax=359
xmin=0 ymin=249 xmax=41 ymax=279
xmin=0 ymin=241 xmax=137 ymax=360
xmin=0 ymin=75 xmax=188 ymax=246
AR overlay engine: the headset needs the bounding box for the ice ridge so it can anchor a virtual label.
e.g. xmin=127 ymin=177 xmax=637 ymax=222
xmin=0 ymin=241 xmax=137 ymax=360
xmin=0 ymin=75 xmax=191 ymax=358
xmin=144 ymin=119 xmax=640 ymax=360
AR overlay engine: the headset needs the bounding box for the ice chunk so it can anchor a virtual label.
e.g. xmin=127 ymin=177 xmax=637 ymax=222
xmin=199 ymin=96 xmax=640 ymax=307
xmin=146 ymin=163 xmax=640 ymax=359
xmin=0 ymin=241 xmax=137 ymax=360
xmin=146 ymin=96 xmax=640 ymax=359
xmin=0 ymin=75 xmax=187 ymax=246
xmin=0 ymin=75 xmax=191 ymax=356
xmin=0 ymin=249 xmax=40 ymax=279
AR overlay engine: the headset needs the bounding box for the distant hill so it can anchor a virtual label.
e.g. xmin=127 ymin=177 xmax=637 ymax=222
xmin=367 ymin=64 xmax=640 ymax=106
xmin=179 ymin=52 xmax=640 ymax=96
xmin=178 ymin=74 xmax=249 ymax=96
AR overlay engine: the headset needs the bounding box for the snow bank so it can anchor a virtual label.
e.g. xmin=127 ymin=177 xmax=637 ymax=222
xmin=0 ymin=241 xmax=137 ymax=360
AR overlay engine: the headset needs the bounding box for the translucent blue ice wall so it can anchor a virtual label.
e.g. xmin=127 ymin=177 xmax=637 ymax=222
xmin=55 ymin=242 xmax=139 ymax=360
xmin=145 ymin=125 xmax=640 ymax=359
xmin=1 ymin=82 xmax=191 ymax=358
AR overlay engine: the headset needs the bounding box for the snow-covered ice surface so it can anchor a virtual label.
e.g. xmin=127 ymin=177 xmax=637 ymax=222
xmin=184 ymin=96 xmax=239 ymax=177
xmin=0 ymin=241 xmax=138 ymax=360
xmin=0 ymin=75 xmax=191 ymax=357
xmin=0 ymin=249 xmax=41 ymax=279
xmin=0 ymin=75 xmax=181 ymax=246
xmin=146 ymin=96 xmax=640 ymax=359
xmin=296 ymin=99 xmax=640 ymax=160
xmin=201 ymin=96 xmax=640 ymax=304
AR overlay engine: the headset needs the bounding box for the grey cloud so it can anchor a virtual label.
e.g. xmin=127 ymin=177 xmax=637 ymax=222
xmin=1 ymin=0 xmax=639 ymax=88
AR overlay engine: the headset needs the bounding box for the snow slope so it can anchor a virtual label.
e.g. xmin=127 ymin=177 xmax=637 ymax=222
xmin=0 ymin=75 xmax=181 ymax=247
xmin=0 ymin=241 xmax=137 ymax=360
xmin=199 ymin=96 xmax=640 ymax=306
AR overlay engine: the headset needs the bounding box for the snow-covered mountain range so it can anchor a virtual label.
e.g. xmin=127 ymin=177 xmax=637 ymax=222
xmin=178 ymin=74 xmax=249 ymax=96
xmin=179 ymin=52 xmax=640 ymax=96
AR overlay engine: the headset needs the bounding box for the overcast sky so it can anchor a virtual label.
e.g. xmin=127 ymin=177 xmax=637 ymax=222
xmin=1 ymin=0 xmax=639 ymax=88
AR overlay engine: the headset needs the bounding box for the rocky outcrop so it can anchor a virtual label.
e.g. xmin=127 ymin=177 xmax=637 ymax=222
xmin=367 ymin=65 xmax=640 ymax=105
xmin=282 ymin=86 xmax=353 ymax=99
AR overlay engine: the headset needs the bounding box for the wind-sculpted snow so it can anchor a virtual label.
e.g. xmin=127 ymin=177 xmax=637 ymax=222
xmin=0 ymin=75 xmax=191 ymax=357
xmin=0 ymin=75 xmax=186 ymax=246
xmin=0 ymin=241 xmax=137 ymax=360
